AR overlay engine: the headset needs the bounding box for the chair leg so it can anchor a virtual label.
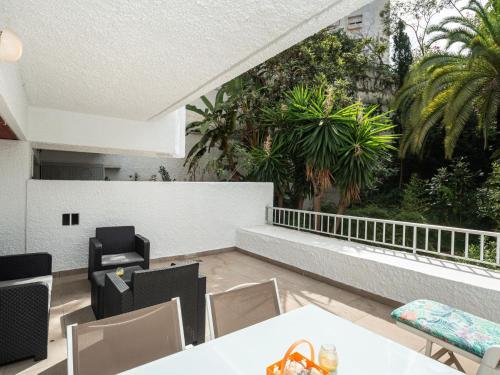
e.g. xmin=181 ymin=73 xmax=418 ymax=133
xmin=425 ymin=340 xmax=433 ymax=356
xmin=34 ymin=349 xmax=48 ymax=361
xmin=445 ymin=352 xmax=465 ymax=373
xmin=432 ymin=348 xmax=449 ymax=360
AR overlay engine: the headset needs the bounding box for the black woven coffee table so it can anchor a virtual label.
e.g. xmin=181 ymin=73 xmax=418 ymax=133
xmin=90 ymin=265 xmax=142 ymax=319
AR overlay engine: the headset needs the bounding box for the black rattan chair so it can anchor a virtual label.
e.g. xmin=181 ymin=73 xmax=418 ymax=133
xmin=102 ymin=262 xmax=206 ymax=346
xmin=0 ymin=253 xmax=52 ymax=365
xmin=88 ymin=226 xmax=150 ymax=279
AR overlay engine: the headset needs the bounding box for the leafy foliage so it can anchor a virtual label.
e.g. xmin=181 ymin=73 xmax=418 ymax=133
xmin=381 ymin=0 xmax=458 ymax=56
xmin=392 ymin=20 xmax=414 ymax=88
xmin=185 ymin=85 xmax=241 ymax=179
xmin=269 ymin=85 xmax=397 ymax=212
xmin=247 ymin=135 xmax=292 ymax=204
xmin=401 ymin=174 xmax=430 ymax=214
xmin=427 ymin=157 xmax=478 ymax=226
xmin=158 ymin=165 xmax=174 ymax=182
xmin=185 ymin=26 xmax=395 ymax=200
xmin=395 ymin=0 xmax=500 ymax=159
xmin=249 ymin=28 xmax=393 ymax=108
xmin=182 ymin=4 xmax=498 ymax=235
xmin=477 ymin=161 xmax=500 ymax=229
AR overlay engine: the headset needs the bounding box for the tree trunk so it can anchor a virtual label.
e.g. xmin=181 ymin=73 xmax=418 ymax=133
xmin=312 ymin=180 xmax=323 ymax=230
xmin=399 ymin=158 xmax=404 ymax=188
xmin=335 ymin=194 xmax=350 ymax=232
xmin=296 ymin=196 xmax=304 ymax=210
xmin=277 ymin=192 xmax=284 ymax=208
xmin=336 ymin=197 xmax=349 ymax=216
xmin=313 ymin=195 xmax=322 ymax=212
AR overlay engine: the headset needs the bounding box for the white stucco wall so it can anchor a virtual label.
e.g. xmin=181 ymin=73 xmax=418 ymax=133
xmin=0 ymin=140 xmax=31 ymax=255
xmin=36 ymin=132 xmax=217 ymax=182
xmin=26 ymin=181 xmax=273 ymax=271
xmin=237 ymin=225 xmax=500 ymax=322
xmin=27 ymin=106 xmax=185 ymax=157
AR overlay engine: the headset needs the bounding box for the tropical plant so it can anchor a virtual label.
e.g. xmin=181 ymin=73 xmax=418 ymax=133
xmin=281 ymin=85 xmax=352 ymax=212
xmin=158 ymin=165 xmax=173 ymax=181
xmin=395 ymin=0 xmax=500 ymax=159
xmin=334 ymin=106 xmax=398 ymax=214
xmin=185 ymin=86 xmax=241 ymax=180
xmin=275 ymin=85 xmax=397 ymax=214
xmin=247 ymin=135 xmax=292 ymax=206
xmin=185 ymin=27 xmax=395 ymax=184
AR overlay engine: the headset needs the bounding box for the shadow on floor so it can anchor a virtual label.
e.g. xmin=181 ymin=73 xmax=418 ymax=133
xmin=38 ymin=360 xmax=67 ymax=375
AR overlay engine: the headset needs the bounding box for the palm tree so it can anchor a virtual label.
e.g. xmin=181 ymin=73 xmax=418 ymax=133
xmin=283 ymin=85 xmax=352 ymax=212
xmin=395 ymin=0 xmax=500 ymax=159
xmin=281 ymin=85 xmax=397 ymax=214
xmin=335 ymin=106 xmax=397 ymax=214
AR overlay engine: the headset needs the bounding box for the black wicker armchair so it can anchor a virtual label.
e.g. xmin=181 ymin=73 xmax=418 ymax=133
xmin=0 ymin=253 xmax=52 ymax=365
xmin=102 ymin=262 xmax=206 ymax=346
xmin=88 ymin=226 xmax=150 ymax=279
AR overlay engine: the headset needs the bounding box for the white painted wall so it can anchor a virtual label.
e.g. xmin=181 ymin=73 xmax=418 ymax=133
xmin=26 ymin=181 xmax=273 ymax=271
xmin=0 ymin=140 xmax=31 ymax=255
xmin=0 ymin=63 xmax=28 ymax=139
xmin=237 ymin=225 xmax=500 ymax=322
xmin=27 ymin=106 xmax=185 ymax=157
xmin=36 ymin=132 xmax=218 ymax=182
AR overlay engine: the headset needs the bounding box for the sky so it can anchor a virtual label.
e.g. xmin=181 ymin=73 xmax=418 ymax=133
xmin=406 ymin=0 xmax=486 ymax=52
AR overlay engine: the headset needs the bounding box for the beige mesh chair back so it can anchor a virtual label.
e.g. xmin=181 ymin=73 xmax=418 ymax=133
xmin=206 ymin=278 xmax=282 ymax=339
xmin=67 ymin=299 xmax=185 ymax=375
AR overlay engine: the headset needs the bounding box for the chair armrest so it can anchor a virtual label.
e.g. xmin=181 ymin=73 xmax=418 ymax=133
xmin=135 ymin=234 xmax=150 ymax=258
xmin=135 ymin=234 xmax=150 ymax=269
xmin=103 ymin=273 xmax=133 ymax=318
xmin=0 ymin=253 xmax=52 ymax=281
xmin=196 ymin=273 xmax=207 ymax=344
xmin=89 ymin=238 xmax=103 ymax=266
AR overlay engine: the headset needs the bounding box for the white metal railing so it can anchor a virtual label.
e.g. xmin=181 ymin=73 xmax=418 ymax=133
xmin=266 ymin=206 xmax=500 ymax=268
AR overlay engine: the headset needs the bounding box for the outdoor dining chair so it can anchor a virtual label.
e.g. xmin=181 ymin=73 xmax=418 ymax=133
xmin=206 ymin=278 xmax=282 ymax=339
xmin=66 ymin=299 xmax=185 ymax=375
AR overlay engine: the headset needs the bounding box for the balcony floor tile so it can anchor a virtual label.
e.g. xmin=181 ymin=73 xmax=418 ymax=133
xmin=0 ymin=250 xmax=479 ymax=375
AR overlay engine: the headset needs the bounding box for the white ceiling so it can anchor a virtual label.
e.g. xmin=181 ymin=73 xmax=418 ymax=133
xmin=0 ymin=0 xmax=370 ymax=121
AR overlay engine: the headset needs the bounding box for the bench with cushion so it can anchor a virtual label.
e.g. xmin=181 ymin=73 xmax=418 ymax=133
xmin=392 ymin=299 xmax=500 ymax=375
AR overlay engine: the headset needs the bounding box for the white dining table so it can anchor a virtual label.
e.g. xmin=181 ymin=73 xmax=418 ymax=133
xmin=121 ymin=304 xmax=462 ymax=374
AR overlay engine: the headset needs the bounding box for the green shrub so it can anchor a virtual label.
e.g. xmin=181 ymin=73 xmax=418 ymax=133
xmin=427 ymin=157 xmax=478 ymax=226
xmin=468 ymin=240 xmax=498 ymax=264
xmin=477 ymin=161 xmax=500 ymax=230
xmin=393 ymin=210 xmax=427 ymax=223
xmin=347 ymin=204 xmax=395 ymax=219
xmin=401 ymin=174 xmax=429 ymax=214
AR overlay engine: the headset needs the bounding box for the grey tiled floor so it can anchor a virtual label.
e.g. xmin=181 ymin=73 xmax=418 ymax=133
xmin=0 ymin=250 xmax=478 ymax=375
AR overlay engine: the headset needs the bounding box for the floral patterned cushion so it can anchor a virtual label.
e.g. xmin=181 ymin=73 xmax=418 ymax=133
xmin=391 ymin=299 xmax=500 ymax=359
